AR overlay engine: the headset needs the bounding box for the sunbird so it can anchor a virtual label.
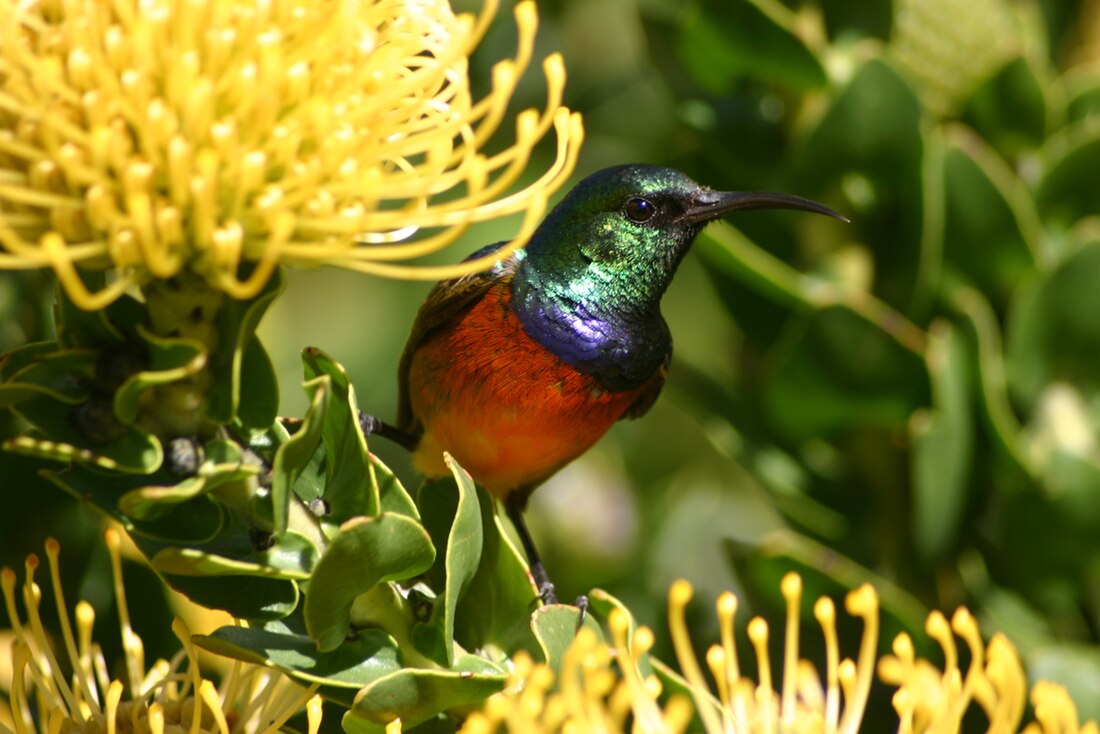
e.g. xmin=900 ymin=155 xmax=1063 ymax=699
xmin=364 ymin=164 xmax=844 ymax=603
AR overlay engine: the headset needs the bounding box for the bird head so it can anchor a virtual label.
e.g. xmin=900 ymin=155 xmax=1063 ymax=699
xmin=519 ymin=164 xmax=844 ymax=312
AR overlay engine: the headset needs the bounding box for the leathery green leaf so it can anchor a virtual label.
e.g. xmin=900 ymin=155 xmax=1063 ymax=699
xmin=344 ymin=667 xmax=506 ymax=734
xmin=271 ymin=374 xmax=329 ymax=532
xmin=302 ymin=347 xmax=380 ymax=519
xmin=165 ymin=573 xmax=298 ymax=621
xmin=532 ymin=605 xmax=599 ymax=671
xmin=677 ymin=0 xmax=825 ymax=92
xmin=412 ymin=454 xmax=483 ymax=667
xmin=305 ymin=513 xmax=435 ymax=652
xmin=193 ymin=624 xmax=403 ymax=690
xmin=1006 ymin=240 xmax=1100 ymax=407
xmin=452 ymin=483 xmax=540 ymax=657
xmin=113 ymin=326 xmax=206 ymax=425
xmin=910 ymin=320 xmax=973 ymax=564
xmin=207 ymin=267 xmax=283 ymax=427
xmin=149 ymin=529 xmax=317 ymax=580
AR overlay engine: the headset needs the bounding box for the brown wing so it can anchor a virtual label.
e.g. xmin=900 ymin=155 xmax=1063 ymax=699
xmin=396 ymin=244 xmax=521 ymax=433
xmin=621 ymin=357 xmax=669 ymax=421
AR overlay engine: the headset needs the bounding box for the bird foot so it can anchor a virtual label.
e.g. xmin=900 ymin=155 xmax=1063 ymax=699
xmin=358 ymin=411 xmax=382 ymax=437
xmin=537 ymin=580 xmax=558 ymax=606
xmin=573 ymin=595 xmax=589 ymax=631
xmin=533 ymin=584 xmax=588 ymax=631
xmin=356 ymin=411 xmax=419 ymax=451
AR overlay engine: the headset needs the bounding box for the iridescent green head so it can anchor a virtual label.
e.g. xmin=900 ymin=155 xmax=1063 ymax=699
xmin=510 ymin=164 xmax=843 ymax=389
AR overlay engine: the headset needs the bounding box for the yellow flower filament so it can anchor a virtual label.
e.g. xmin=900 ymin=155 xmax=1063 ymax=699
xmin=667 ymin=580 xmax=724 ymax=733
xmin=879 ymin=603 xmax=1099 ymax=734
xmin=0 ymin=0 xmax=583 ymax=309
xmin=1 ymin=532 xmax=323 ymax=734
xmin=780 ymin=572 xmax=801 ymax=730
xmin=666 ymin=576 xmax=880 ymax=734
xmin=813 ymin=596 xmax=840 ymax=733
xmin=7 ymin=544 xmax=1099 ymax=734
xmin=838 ymin=584 xmax=878 ymax=734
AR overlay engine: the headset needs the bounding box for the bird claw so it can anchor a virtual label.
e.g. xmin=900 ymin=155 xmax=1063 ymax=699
xmin=532 ymin=586 xmax=588 ymax=634
xmin=358 ymin=411 xmax=380 ymax=436
xmin=537 ymin=580 xmax=558 ymax=606
xmin=356 ymin=411 xmax=420 ymax=451
xmin=573 ymin=595 xmax=589 ymax=632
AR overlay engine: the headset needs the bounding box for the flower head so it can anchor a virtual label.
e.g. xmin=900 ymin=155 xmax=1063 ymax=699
xmin=459 ymin=574 xmax=879 ymax=734
xmin=456 ymin=619 xmax=693 ymax=734
xmin=0 ymin=0 xmax=582 ymax=309
xmin=459 ymin=575 xmax=1098 ymax=734
xmin=1 ymin=529 xmax=323 ymax=734
xmin=667 ymin=574 xmax=879 ymax=734
xmin=879 ymin=608 xmax=1100 ymax=734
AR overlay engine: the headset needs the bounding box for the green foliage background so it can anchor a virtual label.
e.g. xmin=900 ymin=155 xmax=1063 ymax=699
xmin=4 ymin=0 xmax=1100 ymax=726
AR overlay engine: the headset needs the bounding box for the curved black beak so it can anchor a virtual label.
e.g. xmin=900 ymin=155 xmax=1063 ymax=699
xmin=680 ymin=190 xmax=849 ymax=224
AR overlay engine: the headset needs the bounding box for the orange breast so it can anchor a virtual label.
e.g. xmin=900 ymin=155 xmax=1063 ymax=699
xmin=407 ymin=282 xmax=643 ymax=499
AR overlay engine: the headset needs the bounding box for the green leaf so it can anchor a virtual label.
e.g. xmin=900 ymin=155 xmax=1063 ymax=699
xmin=1 ymin=346 xmax=167 ymax=472
xmin=118 ymin=439 xmax=259 ymax=519
xmin=412 ymin=455 xmax=483 ymax=666
xmin=53 ymin=281 xmax=131 ymax=349
xmin=305 ymin=513 xmax=436 ymax=652
xmin=939 ymin=126 xmax=1042 ymax=306
xmin=149 ymin=530 xmax=317 ymax=580
xmin=965 ymin=55 xmax=1048 ymax=156
xmin=118 ymin=475 xmax=213 ymax=519
xmin=1005 ymin=240 xmax=1100 ymax=406
xmin=1000 ymin=488 xmax=1098 ymax=587
xmin=1065 ymin=69 xmax=1100 ymax=125
xmin=236 ymin=335 xmax=279 ymax=432
xmin=42 ymin=466 xmax=226 ymax=544
xmin=531 ymin=606 xmax=597 ymax=670
xmin=374 ymin=453 xmax=420 ymax=520
xmin=891 ymin=0 xmax=1017 ymax=118
xmin=113 ymin=326 xmax=206 ymax=424
xmin=910 ymin=320 xmax=973 ymax=564
xmin=800 ymin=56 xmax=923 ymax=170
xmin=763 ymin=304 xmax=930 ymax=440
xmin=451 ymin=484 xmax=540 ymax=657
xmin=951 ymin=288 xmax=1031 ymax=475
xmin=736 ymin=530 xmax=929 ymax=634
xmin=302 ymin=348 xmax=380 ymax=519
xmin=677 ymin=0 xmax=826 ymax=92
xmin=165 ymin=573 xmax=298 ymax=621
xmin=1034 ymin=448 xmax=1100 ymax=531
xmin=207 ymin=268 xmax=283 ymax=426
xmin=695 ymin=224 xmax=814 ymax=314
xmin=0 ymin=348 xmax=93 ymax=407
xmin=0 ymin=341 xmax=63 ymax=381
xmin=272 ymin=379 xmax=328 ymax=532
xmin=344 ymin=667 xmax=507 ymax=734
xmin=3 ymin=421 xmax=162 ymax=474
xmin=798 ymin=56 xmax=925 ymax=307
xmin=122 ymin=499 xmax=228 ymax=544
xmin=1036 ymin=124 xmax=1100 ymax=227
xmin=194 ymin=624 xmax=404 ymax=691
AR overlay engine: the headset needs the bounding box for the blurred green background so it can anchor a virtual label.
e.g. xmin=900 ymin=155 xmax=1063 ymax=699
xmin=5 ymin=0 xmax=1100 ymax=723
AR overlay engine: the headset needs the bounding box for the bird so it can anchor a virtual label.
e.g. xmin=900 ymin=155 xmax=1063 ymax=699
xmin=363 ymin=164 xmax=845 ymax=604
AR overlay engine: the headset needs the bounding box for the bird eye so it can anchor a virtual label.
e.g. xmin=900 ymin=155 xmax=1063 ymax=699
xmin=623 ymin=197 xmax=656 ymax=223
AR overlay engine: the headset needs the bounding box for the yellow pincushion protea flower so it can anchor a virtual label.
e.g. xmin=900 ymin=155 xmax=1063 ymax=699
xmin=0 ymin=0 xmax=582 ymax=310
xmin=455 ymin=574 xmax=1097 ymax=734
xmin=879 ymin=609 xmax=1100 ymax=734
xmin=456 ymin=575 xmax=879 ymax=734
xmin=1 ymin=529 xmax=322 ymax=734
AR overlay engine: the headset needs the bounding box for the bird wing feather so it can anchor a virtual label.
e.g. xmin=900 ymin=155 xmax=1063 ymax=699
xmin=621 ymin=358 xmax=668 ymax=420
xmin=397 ymin=243 xmax=520 ymax=433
